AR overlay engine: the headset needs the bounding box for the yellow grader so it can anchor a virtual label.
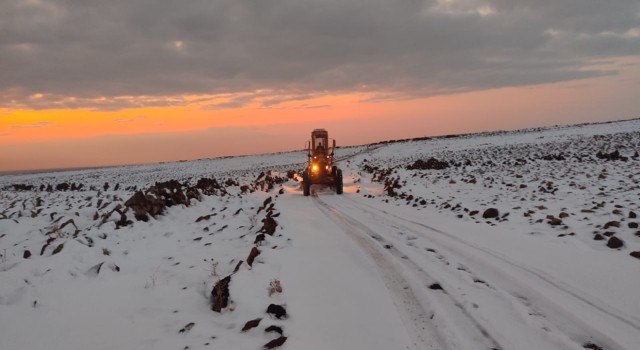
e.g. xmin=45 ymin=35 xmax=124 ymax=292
xmin=302 ymin=128 xmax=343 ymax=196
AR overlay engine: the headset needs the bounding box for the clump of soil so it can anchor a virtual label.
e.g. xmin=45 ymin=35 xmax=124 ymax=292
xmin=266 ymin=304 xmax=287 ymax=319
xmin=211 ymin=275 xmax=232 ymax=312
xmin=265 ymin=325 xmax=283 ymax=335
xmin=241 ymin=318 xmax=261 ymax=332
xmin=260 ymin=217 xmax=278 ymax=236
xmin=247 ymin=247 xmax=261 ymax=267
xmin=195 ymin=177 xmax=226 ymax=196
xmin=125 ymin=178 xmax=227 ymax=221
xmin=607 ymin=236 xmax=624 ymax=249
xmin=124 ymin=191 xmax=165 ymax=222
xmin=596 ymin=149 xmax=627 ymax=161
xmin=264 ymin=336 xmax=287 ymax=349
xmin=483 ymin=208 xmax=499 ymax=219
xmin=407 ymin=158 xmax=450 ymax=170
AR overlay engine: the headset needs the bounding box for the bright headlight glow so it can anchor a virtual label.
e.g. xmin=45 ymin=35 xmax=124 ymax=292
xmin=312 ymin=164 xmax=319 ymax=172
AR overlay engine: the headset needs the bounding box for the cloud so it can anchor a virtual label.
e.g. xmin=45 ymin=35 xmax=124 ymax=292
xmin=113 ymin=115 xmax=147 ymax=123
xmin=293 ymin=104 xmax=331 ymax=110
xmin=1 ymin=0 xmax=639 ymax=110
xmin=9 ymin=121 xmax=49 ymax=129
xmin=201 ymin=94 xmax=257 ymax=110
xmin=0 ymin=89 xmax=215 ymax=111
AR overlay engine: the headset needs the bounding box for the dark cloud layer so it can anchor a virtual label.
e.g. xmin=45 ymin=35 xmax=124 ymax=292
xmin=1 ymin=0 xmax=639 ymax=109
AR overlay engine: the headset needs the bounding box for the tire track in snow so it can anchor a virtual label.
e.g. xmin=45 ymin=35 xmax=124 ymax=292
xmin=327 ymin=198 xmax=584 ymax=349
xmin=336 ymin=195 xmax=640 ymax=350
xmin=314 ymin=197 xmax=501 ymax=350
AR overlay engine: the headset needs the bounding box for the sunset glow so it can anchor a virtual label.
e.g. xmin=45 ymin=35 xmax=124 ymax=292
xmin=2 ymin=63 xmax=638 ymax=173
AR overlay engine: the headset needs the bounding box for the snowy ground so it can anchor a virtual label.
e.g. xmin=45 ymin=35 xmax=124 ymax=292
xmin=1 ymin=119 xmax=640 ymax=350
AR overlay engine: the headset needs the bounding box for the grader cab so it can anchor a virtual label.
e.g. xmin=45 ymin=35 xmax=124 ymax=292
xmin=302 ymin=129 xmax=343 ymax=196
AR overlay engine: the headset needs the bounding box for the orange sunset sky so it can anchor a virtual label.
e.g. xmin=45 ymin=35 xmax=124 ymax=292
xmin=2 ymin=1 xmax=639 ymax=172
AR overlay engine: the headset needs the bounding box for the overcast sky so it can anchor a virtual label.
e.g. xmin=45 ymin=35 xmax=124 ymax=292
xmin=1 ymin=0 xmax=640 ymax=172
xmin=2 ymin=0 xmax=639 ymax=110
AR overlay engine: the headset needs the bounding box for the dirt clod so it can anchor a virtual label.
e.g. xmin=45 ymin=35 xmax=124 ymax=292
xmin=429 ymin=283 xmax=443 ymax=290
xmin=603 ymin=221 xmax=620 ymax=229
xmin=233 ymin=260 xmax=244 ymax=273
xmin=607 ymin=236 xmax=624 ymax=249
xmin=51 ymin=244 xmax=64 ymax=255
xmin=211 ymin=275 xmax=232 ymax=312
xmin=583 ymin=342 xmax=604 ymax=350
xmin=247 ymin=247 xmax=261 ymax=267
xmin=179 ymin=322 xmax=195 ymax=334
xmin=241 ymin=318 xmax=261 ymax=332
xmin=407 ymin=158 xmax=449 ymax=170
xmin=482 ymin=208 xmax=499 ymax=219
xmin=260 ymin=217 xmax=278 ymax=236
xmin=265 ymin=325 xmax=284 ymax=335
xmin=263 ymin=336 xmax=287 ymax=349
xmin=266 ymin=304 xmax=287 ymax=319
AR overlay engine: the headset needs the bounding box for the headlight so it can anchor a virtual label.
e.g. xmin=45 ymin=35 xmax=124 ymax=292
xmin=312 ymin=164 xmax=319 ymax=172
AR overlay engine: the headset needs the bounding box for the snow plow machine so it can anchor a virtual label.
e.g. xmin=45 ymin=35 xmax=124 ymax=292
xmin=302 ymin=128 xmax=343 ymax=196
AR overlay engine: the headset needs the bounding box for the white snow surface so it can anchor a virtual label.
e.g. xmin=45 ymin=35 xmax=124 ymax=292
xmin=1 ymin=119 xmax=640 ymax=350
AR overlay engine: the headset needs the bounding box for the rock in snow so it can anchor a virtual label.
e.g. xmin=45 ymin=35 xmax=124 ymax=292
xmin=482 ymin=208 xmax=499 ymax=219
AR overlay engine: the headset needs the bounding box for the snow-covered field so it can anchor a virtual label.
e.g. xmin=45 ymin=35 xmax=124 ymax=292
xmin=1 ymin=119 xmax=640 ymax=350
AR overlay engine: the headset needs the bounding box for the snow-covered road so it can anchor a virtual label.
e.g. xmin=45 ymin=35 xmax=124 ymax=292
xmin=304 ymin=193 xmax=640 ymax=349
